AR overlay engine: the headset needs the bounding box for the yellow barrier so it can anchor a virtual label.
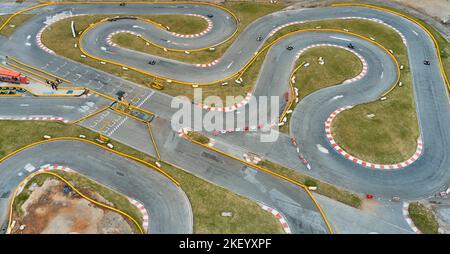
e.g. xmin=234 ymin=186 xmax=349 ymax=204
xmin=7 ymin=171 xmax=144 ymax=234
xmin=110 ymin=106 xmax=148 ymax=123
xmin=333 ymin=3 xmax=449 ymax=92
xmin=184 ymin=135 xmax=334 ymax=234
xmin=7 ymin=56 xmax=71 ymax=83
xmin=147 ymin=122 xmax=161 ymax=161
xmin=0 ymin=3 xmax=52 ymax=32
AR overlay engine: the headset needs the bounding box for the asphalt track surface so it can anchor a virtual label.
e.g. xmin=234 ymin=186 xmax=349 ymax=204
xmin=0 ymin=2 xmax=449 ymax=234
xmin=0 ymin=140 xmax=193 ymax=234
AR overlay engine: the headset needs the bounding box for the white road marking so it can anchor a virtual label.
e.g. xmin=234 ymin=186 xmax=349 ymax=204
xmin=25 ymin=42 xmax=31 ymax=46
xmin=317 ymin=144 xmax=329 ymax=154
xmin=332 ymin=95 xmax=344 ymax=100
xmin=381 ymin=71 xmax=384 ymax=78
xmin=330 ymin=36 xmax=352 ymax=42
xmin=20 ymin=104 xmax=29 ymax=107
xmin=24 ymin=163 xmax=36 ymax=172
xmin=26 ymin=35 xmax=31 ymax=40
xmin=227 ymin=61 xmax=234 ymax=69
xmin=413 ymin=30 xmax=418 ymax=36
xmin=137 ymin=91 xmax=154 ymax=107
xmin=62 ymin=105 xmax=75 ymax=109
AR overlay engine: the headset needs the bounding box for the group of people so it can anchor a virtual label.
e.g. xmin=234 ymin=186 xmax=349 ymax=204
xmin=46 ymin=78 xmax=62 ymax=90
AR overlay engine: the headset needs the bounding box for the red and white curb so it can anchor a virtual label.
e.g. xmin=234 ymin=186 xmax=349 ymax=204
xmin=38 ymin=164 xmax=75 ymax=173
xmin=260 ymin=204 xmax=291 ymax=233
xmin=194 ymin=59 xmax=220 ymax=68
xmin=0 ymin=115 xmax=69 ymax=123
xmin=170 ymin=14 xmax=213 ymax=38
xmin=267 ymin=17 xmax=407 ymax=46
xmin=402 ymin=202 xmax=421 ymax=234
xmin=339 ymin=17 xmax=407 ymax=46
xmin=268 ymin=20 xmax=306 ymax=37
xmin=128 ymin=198 xmax=149 ymax=232
xmin=197 ymin=92 xmax=253 ymax=112
xmin=324 ymin=106 xmax=423 ymax=169
xmin=106 ymin=30 xmax=139 ymax=47
xmin=37 ymin=14 xmax=86 ymax=55
xmin=294 ymin=43 xmax=368 ymax=84
xmin=16 ymin=164 xmax=75 ymax=198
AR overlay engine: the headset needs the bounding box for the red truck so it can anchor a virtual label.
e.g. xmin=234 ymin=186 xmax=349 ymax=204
xmin=0 ymin=69 xmax=29 ymax=84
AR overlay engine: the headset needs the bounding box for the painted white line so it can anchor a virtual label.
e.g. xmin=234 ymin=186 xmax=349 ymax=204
xmin=317 ymin=144 xmax=329 ymax=154
xmin=330 ymin=36 xmax=352 ymax=42
xmin=332 ymin=95 xmax=344 ymax=100
xmin=226 ymin=61 xmax=234 ymax=69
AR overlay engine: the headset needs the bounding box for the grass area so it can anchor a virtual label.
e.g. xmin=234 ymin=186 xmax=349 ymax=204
xmin=408 ymin=202 xmax=439 ymax=234
xmin=280 ymin=46 xmax=362 ymax=133
xmin=0 ymin=14 xmax=34 ymax=37
xmin=149 ymin=15 xmax=207 ymax=35
xmin=13 ymin=171 xmax=143 ymax=233
xmin=186 ymin=131 xmax=210 ymax=144
xmin=0 ymin=121 xmax=283 ymax=233
xmin=259 ymin=160 xmax=362 ymax=208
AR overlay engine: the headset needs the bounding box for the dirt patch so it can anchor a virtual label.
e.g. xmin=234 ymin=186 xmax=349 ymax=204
xmin=360 ymin=198 xmax=381 ymax=214
xmin=11 ymin=178 xmax=134 ymax=234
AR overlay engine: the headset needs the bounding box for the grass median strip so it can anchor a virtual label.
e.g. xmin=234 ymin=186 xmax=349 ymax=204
xmin=408 ymin=202 xmax=439 ymax=234
xmin=149 ymin=14 xmax=208 ymax=35
xmin=0 ymin=121 xmax=283 ymax=233
xmin=259 ymin=160 xmax=362 ymax=208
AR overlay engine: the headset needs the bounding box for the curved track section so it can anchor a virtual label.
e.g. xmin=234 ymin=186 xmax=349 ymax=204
xmin=0 ymin=2 xmax=449 ymax=233
xmin=0 ymin=140 xmax=193 ymax=234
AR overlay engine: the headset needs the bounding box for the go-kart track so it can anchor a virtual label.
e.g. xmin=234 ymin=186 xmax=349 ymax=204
xmin=0 ymin=1 xmax=449 ymax=234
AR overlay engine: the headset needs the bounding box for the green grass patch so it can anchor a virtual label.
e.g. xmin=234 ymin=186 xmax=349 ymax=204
xmin=280 ymin=45 xmax=362 ymax=133
xmin=0 ymin=121 xmax=283 ymax=233
xmin=408 ymin=202 xmax=439 ymax=234
xmin=259 ymin=160 xmax=362 ymax=208
xmin=0 ymin=14 xmax=34 ymax=37
xmin=149 ymin=14 xmax=208 ymax=35
xmin=186 ymin=131 xmax=210 ymax=144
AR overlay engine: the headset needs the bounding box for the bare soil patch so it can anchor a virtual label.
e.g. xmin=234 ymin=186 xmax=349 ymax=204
xmin=11 ymin=177 xmax=134 ymax=234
